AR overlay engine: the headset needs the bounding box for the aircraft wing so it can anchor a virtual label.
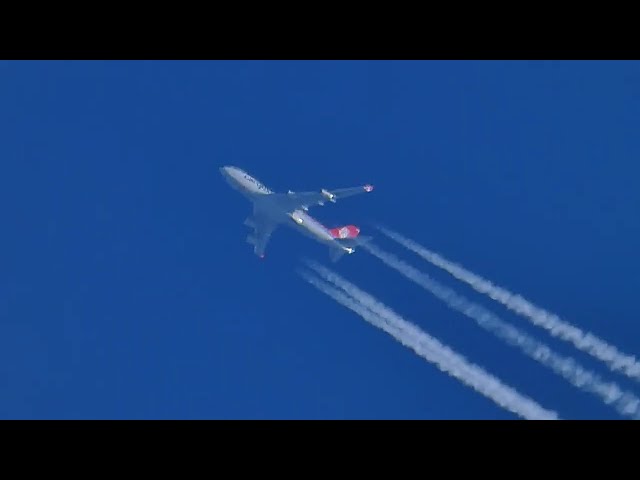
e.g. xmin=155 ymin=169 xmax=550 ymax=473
xmin=283 ymin=184 xmax=374 ymax=210
xmin=244 ymin=209 xmax=277 ymax=258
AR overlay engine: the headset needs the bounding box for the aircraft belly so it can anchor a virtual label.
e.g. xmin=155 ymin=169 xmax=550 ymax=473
xmin=287 ymin=218 xmax=334 ymax=245
xmin=307 ymin=222 xmax=334 ymax=242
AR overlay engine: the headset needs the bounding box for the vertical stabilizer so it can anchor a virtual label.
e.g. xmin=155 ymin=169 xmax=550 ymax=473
xmin=329 ymin=225 xmax=360 ymax=239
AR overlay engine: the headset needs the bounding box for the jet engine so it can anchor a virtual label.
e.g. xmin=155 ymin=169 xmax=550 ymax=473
xmin=289 ymin=210 xmax=304 ymax=225
xmin=321 ymin=189 xmax=336 ymax=202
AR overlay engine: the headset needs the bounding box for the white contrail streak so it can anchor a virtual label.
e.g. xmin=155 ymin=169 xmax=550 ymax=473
xmin=360 ymin=242 xmax=640 ymax=419
xmin=300 ymin=264 xmax=559 ymax=420
xmin=378 ymin=225 xmax=640 ymax=383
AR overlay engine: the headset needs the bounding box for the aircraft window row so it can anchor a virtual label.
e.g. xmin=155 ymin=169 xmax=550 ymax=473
xmin=243 ymin=174 xmax=271 ymax=192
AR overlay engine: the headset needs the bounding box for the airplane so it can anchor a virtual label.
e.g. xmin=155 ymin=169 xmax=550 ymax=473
xmin=219 ymin=166 xmax=374 ymax=262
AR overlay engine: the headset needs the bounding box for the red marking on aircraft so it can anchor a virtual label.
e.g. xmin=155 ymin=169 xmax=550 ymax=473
xmin=329 ymin=225 xmax=360 ymax=239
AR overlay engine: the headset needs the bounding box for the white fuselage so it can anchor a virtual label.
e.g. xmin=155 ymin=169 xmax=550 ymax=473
xmin=220 ymin=166 xmax=341 ymax=247
xmin=220 ymin=166 xmax=274 ymax=196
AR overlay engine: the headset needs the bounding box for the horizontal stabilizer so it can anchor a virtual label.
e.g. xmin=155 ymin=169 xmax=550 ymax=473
xmin=328 ymin=235 xmax=372 ymax=263
xmin=350 ymin=235 xmax=373 ymax=248
xmin=329 ymin=247 xmax=349 ymax=263
xmin=337 ymin=235 xmax=373 ymax=249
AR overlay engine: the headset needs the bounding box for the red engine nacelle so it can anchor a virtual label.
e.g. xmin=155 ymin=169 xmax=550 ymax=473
xmin=329 ymin=225 xmax=360 ymax=239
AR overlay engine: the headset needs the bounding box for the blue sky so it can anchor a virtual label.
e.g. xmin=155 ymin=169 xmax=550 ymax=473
xmin=1 ymin=60 xmax=639 ymax=419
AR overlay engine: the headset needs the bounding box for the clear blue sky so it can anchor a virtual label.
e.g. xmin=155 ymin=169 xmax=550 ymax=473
xmin=1 ymin=60 xmax=639 ymax=419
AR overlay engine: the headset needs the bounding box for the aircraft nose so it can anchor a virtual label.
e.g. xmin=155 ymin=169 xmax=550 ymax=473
xmin=220 ymin=166 xmax=234 ymax=177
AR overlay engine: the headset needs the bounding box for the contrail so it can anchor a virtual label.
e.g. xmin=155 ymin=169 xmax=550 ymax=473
xmin=377 ymin=225 xmax=640 ymax=383
xmin=360 ymin=242 xmax=640 ymax=419
xmin=300 ymin=263 xmax=559 ymax=420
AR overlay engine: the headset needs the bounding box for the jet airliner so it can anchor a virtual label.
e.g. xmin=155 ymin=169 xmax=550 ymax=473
xmin=220 ymin=166 xmax=374 ymax=261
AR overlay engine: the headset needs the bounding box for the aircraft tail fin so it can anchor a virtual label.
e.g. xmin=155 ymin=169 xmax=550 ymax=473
xmin=329 ymin=225 xmax=360 ymax=239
